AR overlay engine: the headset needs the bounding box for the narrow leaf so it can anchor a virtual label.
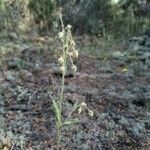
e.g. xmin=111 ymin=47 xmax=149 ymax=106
xmin=52 ymin=100 xmax=61 ymax=127
xmin=63 ymin=119 xmax=80 ymax=127
xmin=72 ymin=99 xmax=78 ymax=111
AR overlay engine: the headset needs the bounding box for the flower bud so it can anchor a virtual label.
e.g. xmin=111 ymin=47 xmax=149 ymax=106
xmin=73 ymin=50 xmax=78 ymax=58
xmin=58 ymin=31 xmax=64 ymax=39
xmin=58 ymin=56 xmax=64 ymax=64
xmin=71 ymin=41 xmax=75 ymax=46
xmin=63 ymin=45 xmax=68 ymax=51
xmin=78 ymin=107 xmax=82 ymax=114
xmin=72 ymin=65 xmax=77 ymax=73
xmin=66 ymin=24 xmax=72 ymax=29
xmin=59 ymin=66 xmax=65 ymax=74
xmin=80 ymin=102 xmax=87 ymax=107
xmin=88 ymin=110 xmax=94 ymax=117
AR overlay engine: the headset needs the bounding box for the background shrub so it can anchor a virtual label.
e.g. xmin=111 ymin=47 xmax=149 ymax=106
xmin=28 ymin=0 xmax=57 ymax=31
xmin=0 ymin=0 xmax=149 ymax=36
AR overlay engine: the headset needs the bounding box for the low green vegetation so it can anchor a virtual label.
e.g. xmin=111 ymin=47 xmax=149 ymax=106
xmin=0 ymin=0 xmax=149 ymax=36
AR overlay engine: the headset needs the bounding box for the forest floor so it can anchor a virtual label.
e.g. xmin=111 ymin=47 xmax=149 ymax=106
xmin=0 ymin=32 xmax=150 ymax=150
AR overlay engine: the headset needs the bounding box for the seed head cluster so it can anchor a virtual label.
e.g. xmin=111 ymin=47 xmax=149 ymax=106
xmin=57 ymin=16 xmax=78 ymax=75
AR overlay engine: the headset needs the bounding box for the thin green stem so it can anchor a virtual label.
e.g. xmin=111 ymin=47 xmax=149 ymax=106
xmin=57 ymin=37 xmax=68 ymax=150
xmin=59 ymin=45 xmax=67 ymax=113
xmin=56 ymin=126 xmax=61 ymax=150
xmin=59 ymin=70 xmax=65 ymax=114
xmin=56 ymin=16 xmax=75 ymax=149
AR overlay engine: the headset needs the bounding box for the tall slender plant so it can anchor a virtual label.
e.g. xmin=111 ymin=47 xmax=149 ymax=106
xmin=52 ymin=14 xmax=93 ymax=150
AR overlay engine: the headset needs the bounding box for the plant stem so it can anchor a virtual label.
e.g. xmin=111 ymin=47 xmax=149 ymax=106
xmin=56 ymin=126 xmax=61 ymax=150
xmin=59 ymin=49 xmax=66 ymax=114
xmin=57 ymin=43 xmax=67 ymax=150
xmin=56 ymin=16 xmax=69 ymax=149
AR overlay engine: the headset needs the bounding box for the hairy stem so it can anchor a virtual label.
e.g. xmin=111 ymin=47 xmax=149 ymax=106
xmin=57 ymin=39 xmax=67 ymax=150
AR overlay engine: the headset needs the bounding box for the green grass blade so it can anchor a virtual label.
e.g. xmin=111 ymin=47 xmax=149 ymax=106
xmin=63 ymin=119 xmax=80 ymax=127
xmin=52 ymin=99 xmax=62 ymax=127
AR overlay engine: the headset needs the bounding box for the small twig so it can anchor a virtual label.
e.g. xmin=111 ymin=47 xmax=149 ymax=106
xmin=65 ymin=99 xmax=78 ymax=121
xmin=7 ymin=106 xmax=28 ymax=111
xmin=10 ymin=141 xmax=16 ymax=150
xmin=28 ymin=90 xmax=38 ymax=120
xmin=28 ymin=90 xmax=38 ymax=110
